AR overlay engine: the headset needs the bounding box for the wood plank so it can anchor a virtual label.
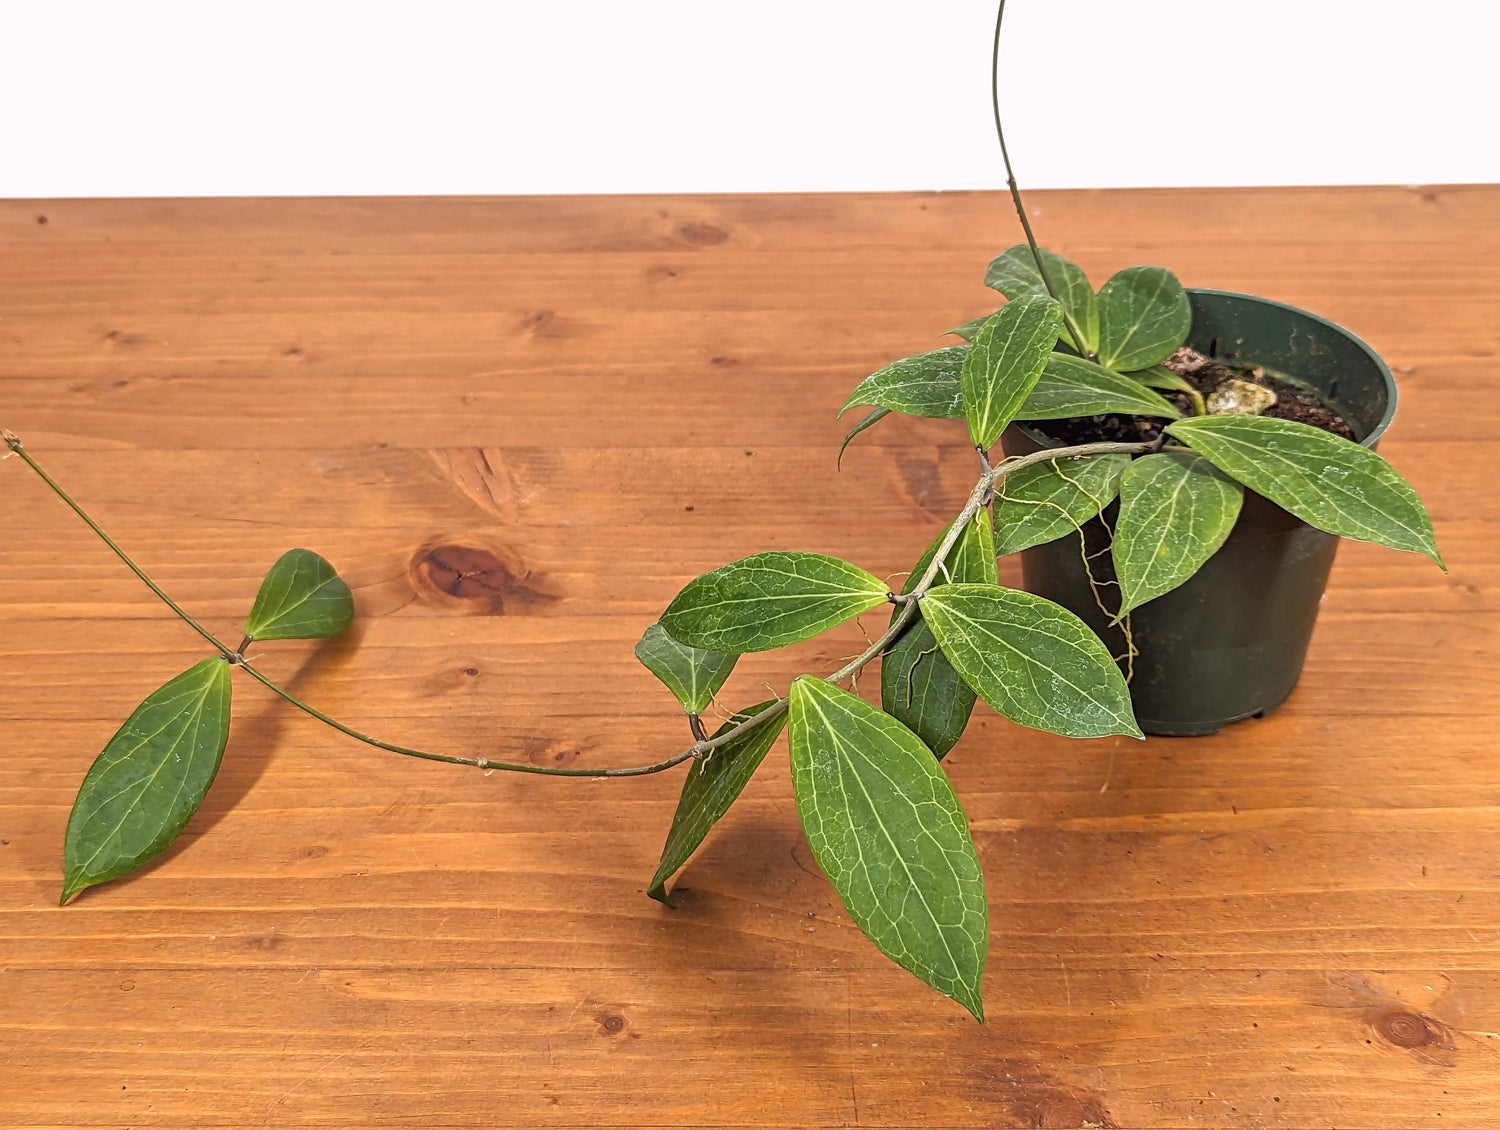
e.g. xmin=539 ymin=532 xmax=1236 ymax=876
xmin=2 ymin=186 xmax=1498 ymax=1127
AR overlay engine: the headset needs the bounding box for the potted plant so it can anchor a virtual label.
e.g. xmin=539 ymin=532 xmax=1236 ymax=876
xmin=2 ymin=0 xmax=1439 ymax=1023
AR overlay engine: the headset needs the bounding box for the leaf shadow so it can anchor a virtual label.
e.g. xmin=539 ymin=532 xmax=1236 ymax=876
xmin=210 ymin=627 xmax=369 ymax=832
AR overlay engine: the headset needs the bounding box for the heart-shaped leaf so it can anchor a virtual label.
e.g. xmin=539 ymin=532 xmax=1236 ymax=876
xmin=647 ymin=701 xmax=787 ymax=906
xmin=61 ymin=658 xmax=233 ymax=904
xmin=984 ymin=245 xmax=1100 ymax=354
xmin=921 ymin=584 xmax=1141 ymax=739
xmin=1018 ymin=355 xmax=1182 ymax=421
xmin=634 ymin=622 xmax=737 ymax=714
xmin=838 ymin=406 xmax=892 ymax=468
xmin=841 ymin=346 xmax=967 ymax=420
xmin=882 ymin=510 xmax=997 ymax=758
xmin=788 ymin=676 xmax=988 ymax=1020
xmin=660 ymin=552 xmax=891 ymax=653
xmin=1095 ymin=266 xmax=1192 ymax=372
xmin=961 ymin=295 xmax=1065 ymax=451
xmin=1167 ymin=415 xmax=1443 ymax=566
xmin=1113 ymin=452 xmax=1244 ymax=616
xmin=244 ymin=548 xmax=354 ymax=642
xmin=991 ymin=453 xmax=1131 ymax=557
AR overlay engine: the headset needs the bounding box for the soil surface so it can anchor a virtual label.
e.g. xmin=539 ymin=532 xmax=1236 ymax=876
xmin=1025 ymin=346 xmax=1357 ymax=446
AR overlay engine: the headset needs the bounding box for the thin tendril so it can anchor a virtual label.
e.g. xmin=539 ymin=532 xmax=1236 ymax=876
xmin=6 ymin=428 xmax=1154 ymax=777
xmin=991 ymin=0 xmax=1092 ymax=359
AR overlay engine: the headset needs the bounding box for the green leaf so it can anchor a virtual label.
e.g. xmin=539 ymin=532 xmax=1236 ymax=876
xmin=1095 ymin=266 xmax=1192 ymax=372
xmin=945 ymin=313 xmax=995 ymax=343
xmin=61 ymin=658 xmax=233 ymax=904
xmin=660 ymin=551 xmax=891 ymax=653
xmin=838 ymin=406 xmax=891 ymax=468
xmin=1018 ymin=355 xmax=1182 ymax=421
xmin=244 ymin=548 xmax=354 ymax=642
xmin=882 ymin=510 xmax=997 ymax=758
xmin=881 ymin=618 xmax=970 ymax=762
xmin=984 ymin=245 xmax=1100 ymax=354
xmin=960 ymin=295 xmax=1065 ymax=451
xmin=647 ymin=701 xmax=787 ymax=906
xmin=1128 ymin=364 xmax=1198 ymax=395
xmin=1167 ymin=415 xmax=1443 ymax=566
xmin=840 ymin=346 xmax=967 ymax=420
xmin=787 ymin=677 xmax=988 ymax=1020
xmin=991 ymin=453 xmax=1131 ymax=557
xmin=634 ymin=622 xmax=737 ymax=714
xmin=1112 ymin=452 xmax=1244 ymax=616
xmin=920 ymin=584 xmax=1141 ymax=739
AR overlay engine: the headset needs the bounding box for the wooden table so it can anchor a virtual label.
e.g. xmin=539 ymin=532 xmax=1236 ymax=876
xmin=1 ymin=187 xmax=1496 ymax=1128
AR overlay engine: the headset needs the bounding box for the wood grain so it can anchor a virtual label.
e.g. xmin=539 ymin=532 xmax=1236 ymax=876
xmin=2 ymin=186 xmax=1498 ymax=1128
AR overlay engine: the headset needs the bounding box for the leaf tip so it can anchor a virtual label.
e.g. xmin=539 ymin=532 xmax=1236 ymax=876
xmin=59 ymin=875 xmax=87 ymax=906
xmin=646 ymin=882 xmax=676 ymax=909
xmin=956 ymin=987 xmax=985 ymax=1023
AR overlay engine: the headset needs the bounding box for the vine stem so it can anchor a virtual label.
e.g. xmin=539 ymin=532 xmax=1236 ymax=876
xmin=4 ymin=427 xmax=1150 ymax=777
xmin=990 ymin=0 xmax=1093 ymax=361
xmin=2 ymin=431 xmax=236 ymax=657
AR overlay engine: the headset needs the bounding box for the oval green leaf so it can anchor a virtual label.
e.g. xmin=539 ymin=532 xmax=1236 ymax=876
xmin=1095 ymin=266 xmax=1192 ymax=372
xmin=920 ymin=584 xmax=1141 ymax=739
xmin=660 ymin=551 xmax=891 ymax=653
xmin=840 ymin=346 xmax=967 ymax=420
xmin=961 ymin=295 xmax=1065 ymax=451
xmin=1167 ymin=415 xmax=1443 ymax=566
xmin=1018 ymin=355 xmax=1182 ymax=421
xmin=788 ymin=676 xmax=988 ymax=1020
xmin=244 ymin=548 xmax=354 ymax=642
xmin=61 ymin=658 xmax=233 ymax=904
xmin=648 ymin=701 xmax=788 ymax=906
xmin=1113 ymin=452 xmax=1244 ymax=616
xmin=882 ymin=510 xmax=997 ymax=758
xmin=634 ymin=622 xmax=737 ymax=715
xmin=991 ymin=453 xmax=1131 ymax=557
xmin=984 ymin=244 xmax=1100 ymax=354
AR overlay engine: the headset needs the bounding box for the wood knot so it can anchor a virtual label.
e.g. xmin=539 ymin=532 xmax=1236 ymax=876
xmin=1375 ymin=1010 xmax=1439 ymax=1048
xmin=596 ymin=1013 xmax=627 ymax=1035
xmin=522 ymin=736 xmax=578 ymax=769
xmin=408 ymin=541 xmax=560 ymax=615
xmin=519 ymin=309 xmax=558 ymax=335
xmin=677 ymin=222 xmax=728 ymax=247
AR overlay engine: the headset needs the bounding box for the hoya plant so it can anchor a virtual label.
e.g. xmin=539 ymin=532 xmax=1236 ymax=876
xmin=1 ymin=0 xmax=1441 ymax=1022
xmin=0 ymin=255 xmax=1439 ymax=1017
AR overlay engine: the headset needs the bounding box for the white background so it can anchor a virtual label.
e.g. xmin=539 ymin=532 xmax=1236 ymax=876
xmin=4 ymin=0 xmax=1495 ymax=198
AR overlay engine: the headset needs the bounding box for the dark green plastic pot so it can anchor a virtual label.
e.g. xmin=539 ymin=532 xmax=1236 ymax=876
xmin=1000 ymin=289 xmax=1397 ymax=736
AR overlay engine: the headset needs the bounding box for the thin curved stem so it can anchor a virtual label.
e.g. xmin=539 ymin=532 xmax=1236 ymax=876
xmin=2 ymin=428 xmax=713 ymax=778
xmin=6 ymin=426 xmax=1152 ymax=779
xmin=233 ymin=660 xmax=707 ymax=777
xmin=990 ymin=0 xmax=1093 ymax=360
xmin=3 ymin=431 xmax=236 ymax=657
